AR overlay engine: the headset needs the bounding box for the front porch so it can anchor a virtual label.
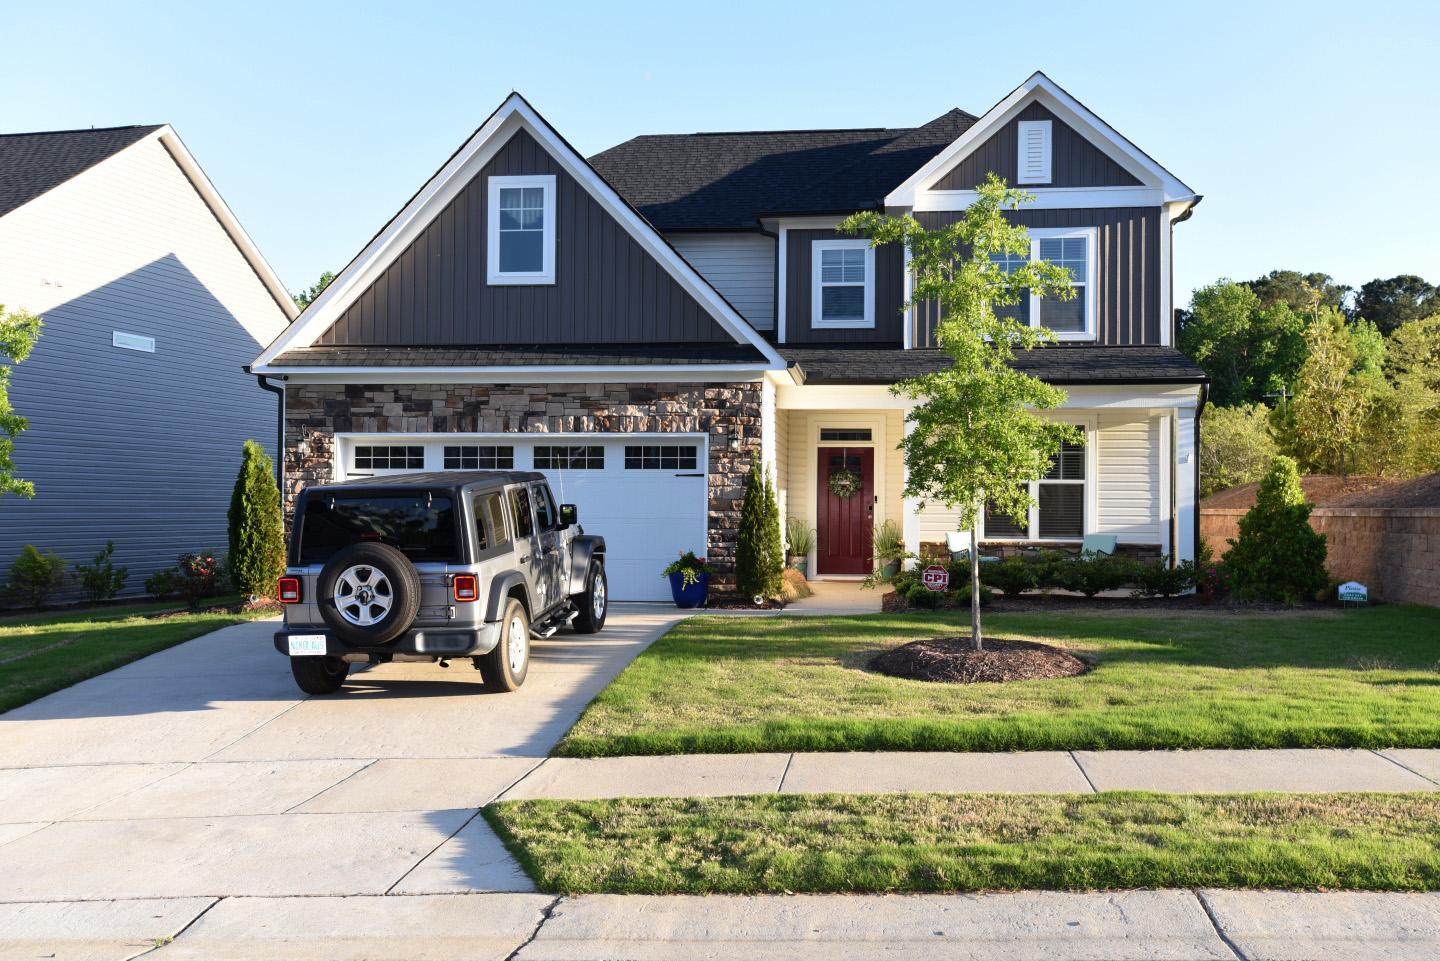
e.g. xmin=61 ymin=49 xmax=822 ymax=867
xmin=768 ymin=382 xmax=1199 ymax=578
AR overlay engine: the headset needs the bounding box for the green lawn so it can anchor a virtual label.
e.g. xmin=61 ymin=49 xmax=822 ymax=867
xmin=0 ymin=597 xmax=269 ymax=714
xmin=486 ymin=792 xmax=1440 ymax=894
xmin=557 ymin=605 xmax=1440 ymax=756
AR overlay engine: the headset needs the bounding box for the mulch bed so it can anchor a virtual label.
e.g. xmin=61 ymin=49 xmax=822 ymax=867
xmin=153 ymin=599 xmax=281 ymax=619
xmin=869 ymin=636 xmax=1090 ymax=683
xmin=701 ymin=594 xmax=787 ymax=611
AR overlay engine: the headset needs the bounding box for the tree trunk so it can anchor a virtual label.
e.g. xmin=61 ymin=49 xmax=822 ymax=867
xmin=970 ymin=520 xmax=982 ymax=652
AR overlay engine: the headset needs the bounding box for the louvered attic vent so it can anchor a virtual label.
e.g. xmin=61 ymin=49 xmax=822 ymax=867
xmin=1017 ymin=119 xmax=1053 ymax=184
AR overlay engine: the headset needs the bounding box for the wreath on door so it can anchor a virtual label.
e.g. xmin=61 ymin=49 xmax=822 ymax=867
xmin=828 ymin=467 xmax=862 ymax=499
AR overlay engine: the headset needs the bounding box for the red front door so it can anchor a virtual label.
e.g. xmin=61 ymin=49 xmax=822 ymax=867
xmin=816 ymin=447 xmax=874 ymax=575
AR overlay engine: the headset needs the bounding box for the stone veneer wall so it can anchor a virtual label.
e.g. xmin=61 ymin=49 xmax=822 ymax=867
xmin=1201 ymin=507 xmax=1440 ymax=606
xmin=282 ymin=382 xmax=763 ymax=588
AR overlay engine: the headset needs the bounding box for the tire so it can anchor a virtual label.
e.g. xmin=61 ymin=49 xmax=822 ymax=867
xmin=316 ymin=542 xmax=421 ymax=645
xmin=478 ymin=597 xmax=530 ymax=692
xmin=571 ymin=561 xmax=607 ymax=634
xmin=290 ymin=655 xmax=350 ymax=694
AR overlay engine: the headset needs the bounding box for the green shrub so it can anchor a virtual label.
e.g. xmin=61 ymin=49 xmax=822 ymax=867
xmin=74 ymin=540 xmax=128 ymax=603
xmin=1225 ymin=456 xmax=1328 ymax=604
xmin=6 ymin=545 xmax=67 ymax=608
xmin=735 ymin=460 xmax=783 ymax=599
xmin=228 ymin=439 xmax=285 ymax=599
xmin=144 ymin=568 xmax=181 ymax=599
xmin=904 ymin=582 xmax=940 ymax=608
xmin=1129 ymin=556 xmax=1198 ymax=598
xmin=951 ymin=583 xmax=995 ymax=607
xmin=1053 ymin=553 xmax=1135 ymax=598
xmin=980 ymin=555 xmax=1041 ymax=596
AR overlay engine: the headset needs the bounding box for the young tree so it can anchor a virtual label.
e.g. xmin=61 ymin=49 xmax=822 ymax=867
xmin=1272 ymin=310 xmax=1378 ymax=476
xmin=293 ymin=271 xmax=336 ymax=310
xmin=227 ymin=440 xmax=285 ymax=600
xmin=1381 ymin=316 xmax=1440 ymax=475
xmin=734 ymin=459 xmax=783 ymax=600
xmin=1199 ymin=404 xmax=1278 ymax=497
xmin=1225 ymin=455 xmax=1328 ymax=604
xmin=840 ymin=174 xmax=1079 ymax=650
xmin=0 ymin=305 xmax=44 ymax=499
xmin=1178 ymin=282 xmax=1309 ymax=406
xmin=1243 ymin=270 xmax=1351 ymax=314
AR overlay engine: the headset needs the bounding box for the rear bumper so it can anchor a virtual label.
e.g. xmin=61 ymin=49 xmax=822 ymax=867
xmin=274 ymin=621 xmax=502 ymax=659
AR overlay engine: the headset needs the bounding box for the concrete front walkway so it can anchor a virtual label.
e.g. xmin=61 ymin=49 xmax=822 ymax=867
xmin=5 ymin=889 xmax=1439 ymax=960
xmin=0 ymin=605 xmax=690 ymax=906
xmin=490 ymin=747 xmax=1440 ymax=800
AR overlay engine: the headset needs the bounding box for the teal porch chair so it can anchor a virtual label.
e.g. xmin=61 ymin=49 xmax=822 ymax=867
xmin=945 ymin=531 xmax=1000 ymax=564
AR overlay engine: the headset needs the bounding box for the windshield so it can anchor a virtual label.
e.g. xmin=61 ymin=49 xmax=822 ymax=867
xmin=298 ymin=492 xmax=459 ymax=565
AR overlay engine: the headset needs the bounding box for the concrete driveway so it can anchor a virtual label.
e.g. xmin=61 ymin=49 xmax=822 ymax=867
xmin=0 ymin=604 xmax=687 ymax=907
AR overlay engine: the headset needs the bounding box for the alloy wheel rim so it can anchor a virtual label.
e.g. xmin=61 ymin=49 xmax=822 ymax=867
xmin=508 ymin=615 xmax=528 ymax=674
xmin=335 ymin=565 xmax=393 ymax=626
xmin=592 ymin=573 xmax=606 ymax=620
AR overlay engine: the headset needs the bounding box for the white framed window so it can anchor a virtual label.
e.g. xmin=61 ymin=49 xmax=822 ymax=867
xmin=1017 ymin=119 xmax=1053 ymax=184
xmin=990 ymin=227 xmax=1097 ymax=340
xmin=981 ymin=430 xmax=1095 ymax=542
xmin=487 ymin=174 xmax=556 ymax=285
xmin=353 ymin=444 xmax=425 ymax=473
xmin=811 ymin=239 xmax=874 ymax=328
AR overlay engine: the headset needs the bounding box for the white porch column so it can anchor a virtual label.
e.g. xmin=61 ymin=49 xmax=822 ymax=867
xmin=760 ymin=377 xmax=777 ymax=477
xmin=901 ymin=409 xmax=922 ymax=569
xmin=1175 ymin=407 xmax=1198 ymax=563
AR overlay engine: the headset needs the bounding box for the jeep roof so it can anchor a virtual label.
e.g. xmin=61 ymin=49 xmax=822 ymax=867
xmin=310 ymin=471 xmax=548 ymax=495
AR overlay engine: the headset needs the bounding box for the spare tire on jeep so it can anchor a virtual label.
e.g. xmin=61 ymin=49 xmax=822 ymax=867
xmin=317 ymin=542 xmax=422 ymax=645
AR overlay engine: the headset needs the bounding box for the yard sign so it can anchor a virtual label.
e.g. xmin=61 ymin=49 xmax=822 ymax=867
xmin=922 ymin=564 xmax=950 ymax=592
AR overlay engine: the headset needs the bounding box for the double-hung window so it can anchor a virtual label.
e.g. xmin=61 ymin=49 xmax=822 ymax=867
xmin=988 ymin=228 xmax=1097 ymax=339
xmin=811 ymin=239 xmax=874 ymax=328
xmin=487 ymin=175 xmax=556 ymax=284
xmin=983 ymin=437 xmax=1090 ymax=541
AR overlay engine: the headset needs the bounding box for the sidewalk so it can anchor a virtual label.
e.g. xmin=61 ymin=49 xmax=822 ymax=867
xmin=8 ymin=889 xmax=1439 ymax=960
xmin=494 ymin=747 xmax=1440 ymax=801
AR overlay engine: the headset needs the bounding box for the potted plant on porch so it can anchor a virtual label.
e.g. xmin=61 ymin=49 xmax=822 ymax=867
xmin=662 ymin=550 xmax=714 ymax=608
xmin=785 ymin=518 xmax=815 ymax=577
xmin=873 ymin=518 xmax=909 ymax=580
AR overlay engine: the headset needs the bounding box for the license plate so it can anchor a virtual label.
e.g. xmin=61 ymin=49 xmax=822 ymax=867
xmin=287 ymin=634 xmax=328 ymax=656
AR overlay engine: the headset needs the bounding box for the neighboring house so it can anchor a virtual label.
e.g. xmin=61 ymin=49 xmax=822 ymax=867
xmin=251 ymin=72 xmax=1206 ymax=601
xmin=0 ymin=125 xmax=295 ymax=598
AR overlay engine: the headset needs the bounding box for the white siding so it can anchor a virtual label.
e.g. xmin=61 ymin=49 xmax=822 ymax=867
xmin=0 ymin=136 xmax=292 ymax=597
xmin=1095 ymin=412 xmax=1162 ymax=543
xmin=668 ymin=232 xmax=775 ymax=331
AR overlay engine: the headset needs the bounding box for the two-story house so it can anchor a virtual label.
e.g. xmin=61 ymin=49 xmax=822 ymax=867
xmin=250 ymin=72 xmax=1206 ymax=601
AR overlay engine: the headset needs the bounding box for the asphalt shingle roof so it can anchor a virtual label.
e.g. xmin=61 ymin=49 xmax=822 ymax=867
xmin=265 ymin=343 xmax=769 ymax=368
xmin=0 ymin=125 xmax=160 ymax=218
xmin=588 ymin=109 xmax=976 ymax=230
xmin=780 ymin=345 xmax=1209 ymax=386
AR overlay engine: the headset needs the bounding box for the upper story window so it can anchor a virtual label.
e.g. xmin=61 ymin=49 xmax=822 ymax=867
xmin=811 ymin=239 xmax=874 ymax=329
xmin=487 ymin=175 xmax=556 ymax=285
xmin=988 ymin=228 xmax=1097 ymax=340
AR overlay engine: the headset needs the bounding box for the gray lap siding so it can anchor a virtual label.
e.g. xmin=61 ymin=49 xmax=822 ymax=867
xmin=282 ymin=381 xmax=762 ymax=588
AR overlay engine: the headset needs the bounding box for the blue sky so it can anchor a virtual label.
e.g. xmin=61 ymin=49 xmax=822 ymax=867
xmin=4 ymin=0 xmax=1435 ymax=306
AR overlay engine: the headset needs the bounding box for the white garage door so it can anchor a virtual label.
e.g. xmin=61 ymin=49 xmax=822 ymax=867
xmin=339 ymin=434 xmax=708 ymax=602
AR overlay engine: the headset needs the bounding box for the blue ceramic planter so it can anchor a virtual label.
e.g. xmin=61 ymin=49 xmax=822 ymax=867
xmin=668 ymin=571 xmax=710 ymax=608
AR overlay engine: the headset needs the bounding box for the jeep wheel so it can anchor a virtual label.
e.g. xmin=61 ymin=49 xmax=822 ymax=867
xmin=317 ymin=542 xmax=422 ymax=645
xmin=291 ymin=655 xmax=350 ymax=695
xmin=478 ymin=597 xmax=530 ymax=692
xmin=571 ymin=561 xmax=607 ymax=634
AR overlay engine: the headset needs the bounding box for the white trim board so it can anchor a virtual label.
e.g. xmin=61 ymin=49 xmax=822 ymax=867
xmin=262 ymin=364 xmax=773 ymax=385
xmin=252 ymin=93 xmax=785 ymax=369
xmin=887 ymin=72 xmax=1198 ymax=208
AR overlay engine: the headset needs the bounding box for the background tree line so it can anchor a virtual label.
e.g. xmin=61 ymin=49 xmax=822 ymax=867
xmin=1180 ymin=271 xmax=1440 ymax=496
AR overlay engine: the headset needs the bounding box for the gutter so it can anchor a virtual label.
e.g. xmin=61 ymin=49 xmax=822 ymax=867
xmin=245 ymin=365 xmax=286 ymax=490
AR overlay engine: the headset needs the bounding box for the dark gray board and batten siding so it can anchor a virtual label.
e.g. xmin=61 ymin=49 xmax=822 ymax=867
xmin=784 ymin=229 xmax=905 ymax=344
xmin=318 ymin=129 xmax=734 ymax=347
xmin=933 ymin=102 xmax=1141 ymax=190
xmin=912 ymin=208 xmax=1162 ymax=347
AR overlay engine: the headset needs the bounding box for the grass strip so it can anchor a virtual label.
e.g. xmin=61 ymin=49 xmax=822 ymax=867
xmin=485 ymin=791 xmax=1440 ymax=894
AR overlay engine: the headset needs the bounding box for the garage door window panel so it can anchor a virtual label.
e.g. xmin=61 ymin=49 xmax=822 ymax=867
xmin=445 ymin=445 xmax=514 ymax=470
xmin=624 ymin=445 xmax=698 ymax=470
xmin=353 ymin=445 xmax=425 ymax=472
xmin=534 ymin=445 xmax=604 ymax=470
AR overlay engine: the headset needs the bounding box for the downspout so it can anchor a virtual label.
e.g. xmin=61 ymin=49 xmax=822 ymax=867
xmin=245 ymin=365 xmax=286 ymax=490
xmin=1193 ymin=381 xmax=1208 ymax=564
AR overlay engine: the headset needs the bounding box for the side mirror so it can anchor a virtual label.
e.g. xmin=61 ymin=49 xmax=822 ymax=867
xmin=559 ymin=503 xmax=578 ymax=528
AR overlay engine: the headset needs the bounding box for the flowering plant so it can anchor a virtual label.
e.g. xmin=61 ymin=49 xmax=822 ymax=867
xmin=662 ymin=550 xmax=714 ymax=589
xmin=177 ymin=552 xmax=221 ymax=609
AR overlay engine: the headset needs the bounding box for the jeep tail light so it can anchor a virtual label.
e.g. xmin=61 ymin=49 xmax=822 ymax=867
xmin=278 ymin=577 xmax=303 ymax=604
xmin=453 ymin=574 xmax=479 ymax=602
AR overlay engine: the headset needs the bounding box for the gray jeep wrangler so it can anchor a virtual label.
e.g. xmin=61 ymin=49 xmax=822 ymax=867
xmin=273 ymin=471 xmax=607 ymax=695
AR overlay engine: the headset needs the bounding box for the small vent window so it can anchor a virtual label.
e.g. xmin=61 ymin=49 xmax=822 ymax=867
xmin=444 ymin=445 xmax=514 ymax=470
xmin=624 ymin=445 xmax=698 ymax=470
xmin=353 ymin=445 xmax=424 ymax=471
xmin=1017 ymin=119 xmax=1053 ymax=184
xmin=819 ymin=428 xmax=872 ymax=442
xmin=534 ymin=445 xmax=605 ymax=470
